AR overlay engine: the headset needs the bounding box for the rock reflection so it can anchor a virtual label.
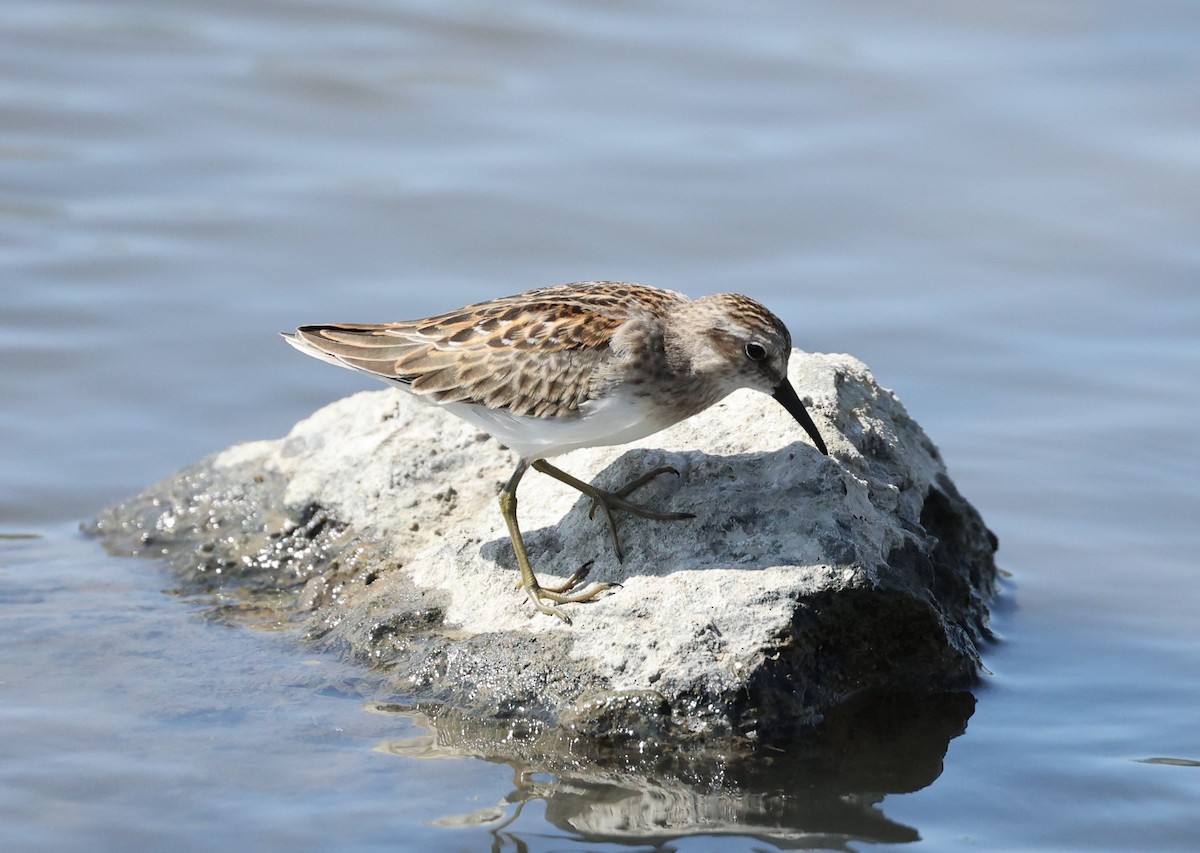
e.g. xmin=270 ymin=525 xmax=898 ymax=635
xmin=370 ymin=690 xmax=975 ymax=849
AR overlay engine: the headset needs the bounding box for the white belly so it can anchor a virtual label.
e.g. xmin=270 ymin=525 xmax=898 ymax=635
xmin=442 ymin=386 xmax=683 ymax=461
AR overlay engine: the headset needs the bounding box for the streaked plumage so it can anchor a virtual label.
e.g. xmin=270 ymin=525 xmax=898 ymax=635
xmin=283 ymin=281 xmax=829 ymax=622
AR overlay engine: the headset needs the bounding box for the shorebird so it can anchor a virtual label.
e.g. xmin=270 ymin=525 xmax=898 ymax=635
xmin=283 ymin=281 xmax=828 ymax=622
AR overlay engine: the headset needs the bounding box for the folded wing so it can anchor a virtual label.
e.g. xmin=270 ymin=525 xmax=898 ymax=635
xmin=282 ymin=284 xmax=672 ymax=419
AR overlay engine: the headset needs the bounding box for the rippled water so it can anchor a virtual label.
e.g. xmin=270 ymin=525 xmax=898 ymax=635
xmin=3 ymin=0 xmax=1199 ymax=849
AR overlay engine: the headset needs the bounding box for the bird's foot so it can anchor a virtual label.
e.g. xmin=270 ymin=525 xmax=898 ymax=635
xmin=530 ymin=460 xmax=694 ymax=561
xmin=581 ymin=467 xmax=695 ymax=560
xmin=522 ymin=562 xmax=615 ymax=624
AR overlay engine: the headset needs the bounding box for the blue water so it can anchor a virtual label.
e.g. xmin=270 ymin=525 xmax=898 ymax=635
xmin=3 ymin=0 xmax=1199 ymax=849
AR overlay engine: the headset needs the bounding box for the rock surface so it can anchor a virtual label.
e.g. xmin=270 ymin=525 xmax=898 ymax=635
xmin=91 ymin=352 xmax=997 ymax=746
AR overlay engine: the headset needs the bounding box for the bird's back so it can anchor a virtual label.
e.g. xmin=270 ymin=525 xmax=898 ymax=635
xmin=282 ymin=281 xmax=686 ymax=420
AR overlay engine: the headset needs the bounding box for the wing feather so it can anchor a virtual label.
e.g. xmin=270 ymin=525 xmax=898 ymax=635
xmin=284 ymin=282 xmax=684 ymax=418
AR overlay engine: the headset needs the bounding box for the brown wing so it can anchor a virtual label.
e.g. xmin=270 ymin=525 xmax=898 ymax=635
xmin=287 ymin=282 xmax=684 ymax=418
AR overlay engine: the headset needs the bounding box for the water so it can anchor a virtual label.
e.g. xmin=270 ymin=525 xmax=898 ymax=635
xmin=3 ymin=0 xmax=1199 ymax=849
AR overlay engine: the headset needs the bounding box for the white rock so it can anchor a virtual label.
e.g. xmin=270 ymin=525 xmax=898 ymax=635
xmin=93 ymin=351 xmax=997 ymax=744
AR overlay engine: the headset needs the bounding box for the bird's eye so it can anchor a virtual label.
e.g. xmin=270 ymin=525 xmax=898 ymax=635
xmin=744 ymin=341 xmax=768 ymax=362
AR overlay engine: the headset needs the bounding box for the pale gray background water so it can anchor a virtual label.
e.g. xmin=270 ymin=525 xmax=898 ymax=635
xmin=2 ymin=0 xmax=1199 ymax=850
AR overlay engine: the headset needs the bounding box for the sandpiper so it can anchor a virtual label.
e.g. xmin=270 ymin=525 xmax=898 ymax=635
xmin=282 ymin=281 xmax=829 ymax=622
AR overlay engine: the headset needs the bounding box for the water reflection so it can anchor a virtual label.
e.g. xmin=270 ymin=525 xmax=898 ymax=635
xmin=371 ymin=690 xmax=975 ymax=849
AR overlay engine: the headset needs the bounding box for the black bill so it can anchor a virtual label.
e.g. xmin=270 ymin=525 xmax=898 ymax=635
xmin=772 ymin=379 xmax=829 ymax=456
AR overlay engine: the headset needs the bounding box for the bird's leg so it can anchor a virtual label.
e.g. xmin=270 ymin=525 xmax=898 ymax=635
xmin=530 ymin=459 xmax=694 ymax=562
xmin=499 ymin=461 xmax=612 ymax=623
